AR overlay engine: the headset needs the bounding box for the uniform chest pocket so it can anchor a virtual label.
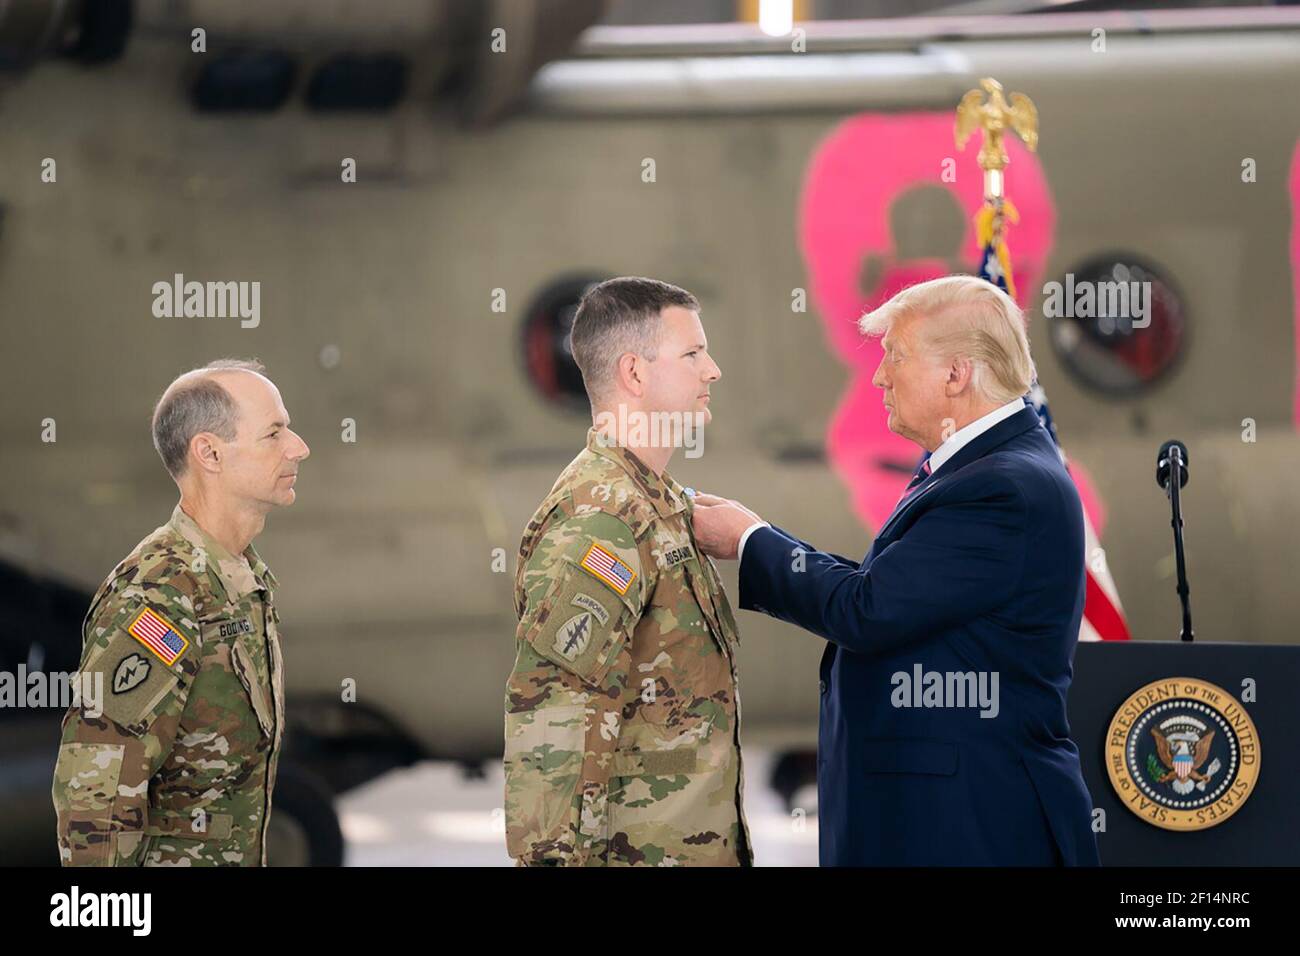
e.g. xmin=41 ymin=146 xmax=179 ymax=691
xmin=653 ymin=556 xmax=737 ymax=654
xmin=693 ymin=554 xmax=741 ymax=650
xmin=650 ymin=549 xmax=712 ymax=614
xmin=229 ymin=638 xmax=274 ymax=738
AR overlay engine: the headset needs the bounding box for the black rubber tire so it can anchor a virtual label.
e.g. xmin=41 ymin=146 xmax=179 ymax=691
xmin=269 ymin=763 xmax=345 ymax=867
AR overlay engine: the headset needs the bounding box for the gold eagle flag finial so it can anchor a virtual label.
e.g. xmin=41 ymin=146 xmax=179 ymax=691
xmin=955 ymin=77 xmax=1038 ymax=198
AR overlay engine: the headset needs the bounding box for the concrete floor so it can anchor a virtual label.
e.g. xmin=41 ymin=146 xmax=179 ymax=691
xmin=338 ymin=747 xmax=819 ymax=866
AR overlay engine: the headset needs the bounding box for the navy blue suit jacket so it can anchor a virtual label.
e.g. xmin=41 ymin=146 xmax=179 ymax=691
xmin=740 ymin=405 xmax=1101 ymax=866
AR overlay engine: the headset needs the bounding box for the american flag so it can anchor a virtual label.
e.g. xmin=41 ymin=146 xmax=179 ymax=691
xmin=128 ymin=607 xmax=190 ymax=665
xmin=975 ymin=213 xmax=1131 ymax=641
xmin=581 ymin=543 xmax=636 ymax=595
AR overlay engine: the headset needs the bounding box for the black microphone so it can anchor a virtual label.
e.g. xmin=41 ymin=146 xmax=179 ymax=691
xmin=1156 ymin=439 xmax=1189 ymax=493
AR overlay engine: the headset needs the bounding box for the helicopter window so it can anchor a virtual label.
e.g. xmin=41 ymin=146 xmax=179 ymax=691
xmin=521 ymin=276 xmax=609 ymax=411
xmin=306 ymin=54 xmax=408 ymax=112
xmin=191 ymin=51 xmax=296 ymax=112
xmin=1045 ymin=254 xmax=1186 ymax=396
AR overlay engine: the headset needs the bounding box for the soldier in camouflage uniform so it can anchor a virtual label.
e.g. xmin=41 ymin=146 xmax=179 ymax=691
xmin=52 ymin=359 xmax=309 ymax=866
xmin=505 ymin=277 xmax=752 ymax=866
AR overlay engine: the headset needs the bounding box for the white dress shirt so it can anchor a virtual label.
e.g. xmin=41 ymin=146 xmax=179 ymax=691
xmin=925 ymin=397 xmax=1026 ymax=476
xmin=736 ymin=397 xmax=1027 ymax=563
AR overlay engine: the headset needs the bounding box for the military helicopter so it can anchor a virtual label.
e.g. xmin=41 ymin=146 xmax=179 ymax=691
xmin=2 ymin=0 xmax=1298 ymax=864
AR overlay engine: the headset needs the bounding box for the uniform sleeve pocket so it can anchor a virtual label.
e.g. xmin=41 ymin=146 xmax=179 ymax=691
xmin=88 ymin=637 xmax=184 ymax=736
xmin=52 ymin=742 xmax=125 ymax=865
xmin=523 ymin=557 xmax=636 ymax=687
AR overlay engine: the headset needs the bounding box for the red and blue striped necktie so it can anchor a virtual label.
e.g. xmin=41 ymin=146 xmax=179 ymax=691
xmin=898 ymin=458 xmax=932 ymax=504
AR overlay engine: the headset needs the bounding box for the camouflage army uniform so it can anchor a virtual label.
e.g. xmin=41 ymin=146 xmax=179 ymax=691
xmin=505 ymin=428 xmax=752 ymax=866
xmin=52 ymin=504 xmax=284 ymax=866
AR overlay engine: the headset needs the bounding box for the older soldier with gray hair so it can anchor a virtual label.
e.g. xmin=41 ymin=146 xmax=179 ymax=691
xmin=52 ymin=359 xmax=309 ymax=866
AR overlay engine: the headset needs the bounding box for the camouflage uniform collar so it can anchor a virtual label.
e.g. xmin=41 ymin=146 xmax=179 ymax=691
xmin=167 ymin=504 xmax=277 ymax=599
xmin=585 ymin=427 xmax=688 ymax=518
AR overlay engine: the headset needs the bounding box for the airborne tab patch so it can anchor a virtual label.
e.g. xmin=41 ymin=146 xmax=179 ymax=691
xmin=127 ymin=606 xmax=190 ymax=666
xmin=571 ymin=592 xmax=610 ymax=626
xmin=579 ymin=543 xmax=636 ymax=596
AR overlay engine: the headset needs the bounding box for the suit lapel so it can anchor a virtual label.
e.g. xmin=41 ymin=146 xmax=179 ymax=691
xmin=872 ymin=406 xmax=1043 ymax=544
xmin=874 ymin=472 xmax=947 ymax=543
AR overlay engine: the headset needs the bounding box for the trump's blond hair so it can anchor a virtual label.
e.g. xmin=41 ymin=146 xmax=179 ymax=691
xmin=859 ymin=275 xmax=1035 ymax=404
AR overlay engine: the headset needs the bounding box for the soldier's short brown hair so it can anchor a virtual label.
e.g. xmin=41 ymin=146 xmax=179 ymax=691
xmin=151 ymin=359 xmax=267 ymax=480
xmin=569 ymin=277 xmax=700 ymax=405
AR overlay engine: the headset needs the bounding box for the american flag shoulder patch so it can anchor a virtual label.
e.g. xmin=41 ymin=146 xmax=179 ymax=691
xmin=579 ymin=542 xmax=636 ymax=596
xmin=127 ymin=606 xmax=191 ymax=666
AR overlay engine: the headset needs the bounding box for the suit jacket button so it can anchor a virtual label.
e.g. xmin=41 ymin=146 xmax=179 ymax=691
xmin=818 ymin=680 xmax=827 ymax=694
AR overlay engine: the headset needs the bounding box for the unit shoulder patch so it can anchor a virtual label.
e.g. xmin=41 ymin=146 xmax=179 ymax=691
xmin=553 ymin=612 xmax=594 ymax=662
xmin=111 ymin=653 xmax=151 ymax=694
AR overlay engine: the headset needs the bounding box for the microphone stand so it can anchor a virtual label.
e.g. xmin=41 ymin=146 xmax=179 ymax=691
xmin=1164 ymin=445 xmax=1194 ymax=642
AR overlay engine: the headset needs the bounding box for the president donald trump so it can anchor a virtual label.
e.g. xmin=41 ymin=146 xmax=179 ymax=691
xmin=692 ymin=275 xmax=1101 ymax=867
